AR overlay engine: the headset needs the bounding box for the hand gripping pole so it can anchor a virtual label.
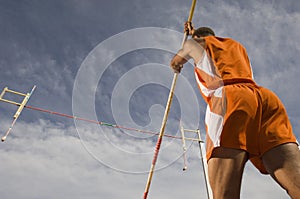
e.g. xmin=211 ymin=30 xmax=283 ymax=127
xmin=143 ymin=0 xmax=197 ymax=198
xmin=0 ymin=86 xmax=36 ymax=142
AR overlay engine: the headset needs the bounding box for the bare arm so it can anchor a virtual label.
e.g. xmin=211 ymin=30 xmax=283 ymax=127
xmin=170 ymin=53 xmax=188 ymax=73
xmin=170 ymin=38 xmax=205 ymax=73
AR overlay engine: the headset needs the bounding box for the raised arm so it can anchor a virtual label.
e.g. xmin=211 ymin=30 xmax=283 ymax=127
xmin=170 ymin=41 xmax=191 ymax=73
xmin=170 ymin=38 xmax=205 ymax=73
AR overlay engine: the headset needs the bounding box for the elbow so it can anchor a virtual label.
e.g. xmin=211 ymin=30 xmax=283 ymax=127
xmin=170 ymin=56 xmax=183 ymax=73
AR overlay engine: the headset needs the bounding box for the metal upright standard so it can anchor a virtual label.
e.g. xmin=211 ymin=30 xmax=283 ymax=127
xmin=180 ymin=126 xmax=213 ymax=199
xmin=0 ymin=86 xmax=36 ymax=142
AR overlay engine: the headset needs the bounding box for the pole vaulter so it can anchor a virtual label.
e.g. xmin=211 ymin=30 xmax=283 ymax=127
xmin=143 ymin=0 xmax=197 ymax=198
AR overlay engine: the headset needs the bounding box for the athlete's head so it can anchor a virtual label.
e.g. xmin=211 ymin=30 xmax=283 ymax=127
xmin=192 ymin=27 xmax=215 ymax=38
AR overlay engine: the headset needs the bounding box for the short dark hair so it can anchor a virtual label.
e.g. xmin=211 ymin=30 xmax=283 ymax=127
xmin=192 ymin=27 xmax=215 ymax=37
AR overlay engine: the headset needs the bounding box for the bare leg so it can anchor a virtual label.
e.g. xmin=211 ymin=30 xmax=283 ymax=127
xmin=208 ymin=147 xmax=248 ymax=199
xmin=262 ymin=143 xmax=300 ymax=199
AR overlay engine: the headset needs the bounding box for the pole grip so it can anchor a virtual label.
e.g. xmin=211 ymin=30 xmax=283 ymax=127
xmin=181 ymin=0 xmax=197 ymax=48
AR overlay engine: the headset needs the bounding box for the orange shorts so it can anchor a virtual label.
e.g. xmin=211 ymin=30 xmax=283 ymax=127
xmin=205 ymin=83 xmax=297 ymax=174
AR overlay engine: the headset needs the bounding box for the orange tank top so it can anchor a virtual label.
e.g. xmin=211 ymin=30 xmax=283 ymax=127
xmin=204 ymin=36 xmax=254 ymax=82
xmin=194 ymin=36 xmax=255 ymax=103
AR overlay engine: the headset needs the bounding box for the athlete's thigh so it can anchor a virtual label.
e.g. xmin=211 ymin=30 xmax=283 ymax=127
xmin=208 ymin=147 xmax=248 ymax=198
xmin=262 ymin=143 xmax=300 ymax=197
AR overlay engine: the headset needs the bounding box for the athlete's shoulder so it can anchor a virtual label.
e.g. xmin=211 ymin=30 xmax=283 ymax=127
xmin=182 ymin=38 xmax=205 ymax=51
xmin=205 ymin=36 xmax=245 ymax=48
xmin=205 ymin=36 xmax=236 ymax=43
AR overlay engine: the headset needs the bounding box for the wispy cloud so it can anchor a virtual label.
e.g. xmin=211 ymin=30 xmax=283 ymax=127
xmin=0 ymin=0 xmax=298 ymax=198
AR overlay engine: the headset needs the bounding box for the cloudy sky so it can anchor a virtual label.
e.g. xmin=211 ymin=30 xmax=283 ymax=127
xmin=0 ymin=0 xmax=299 ymax=198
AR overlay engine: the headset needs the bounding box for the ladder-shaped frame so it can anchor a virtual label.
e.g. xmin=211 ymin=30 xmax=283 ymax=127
xmin=180 ymin=125 xmax=213 ymax=199
xmin=0 ymin=86 xmax=36 ymax=142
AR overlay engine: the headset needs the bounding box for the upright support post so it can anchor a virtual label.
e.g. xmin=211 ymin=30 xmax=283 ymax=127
xmin=143 ymin=1 xmax=197 ymax=198
xmin=196 ymin=129 xmax=213 ymax=199
xmin=0 ymin=86 xmax=36 ymax=142
xmin=180 ymin=123 xmax=188 ymax=171
xmin=180 ymin=126 xmax=213 ymax=199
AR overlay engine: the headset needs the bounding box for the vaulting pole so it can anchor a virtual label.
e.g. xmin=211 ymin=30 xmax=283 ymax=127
xmin=143 ymin=1 xmax=197 ymax=198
